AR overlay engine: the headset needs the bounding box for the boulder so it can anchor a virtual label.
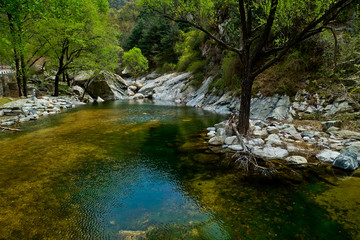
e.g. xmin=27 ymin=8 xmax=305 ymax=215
xmin=209 ymin=136 xmax=225 ymax=146
xmin=86 ymin=70 xmax=127 ymax=101
xmin=252 ymin=146 xmax=289 ymax=160
xmin=333 ymin=130 xmax=360 ymax=140
xmin=71 ymin=86 xmax=84 ymax=96
xmin=285 ymin=156 xmax=308 ymax=164
xmin=316 ymin=149 xmax=341 ymax=163
xmin=224 ymin=136 xmax=239 ymax=145
xmin=332 ymin=152 xmax=359 ymax=171
xmin=132 ymin=93 xmax=145 ymax=100
xmin=341 ymin=144 xmax=360 ymax=162
xmin=72 ymin=71 xmax=94 ymax=87
xmin=128 ymin=85 xmax=137 ymax=92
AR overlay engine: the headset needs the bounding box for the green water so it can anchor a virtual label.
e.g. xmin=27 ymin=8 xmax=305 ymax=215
xmin=0 ymin=101 xmax=356 ymax=239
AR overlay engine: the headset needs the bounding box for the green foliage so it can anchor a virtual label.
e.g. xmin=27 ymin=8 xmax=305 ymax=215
xmin=175 ymin=30 xmax=206 ymax=71
xmin=125 ymin=10 xmax=181 ymax=68
xmin=122 ymin=47 xmax=149 ymax=79
xmin=221 ymin=52 xmax=242 ymax=90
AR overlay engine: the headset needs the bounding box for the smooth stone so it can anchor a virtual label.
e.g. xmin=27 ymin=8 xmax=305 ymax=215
xmin=228 ymin=145 xmax=244 ymax=151
xmin=252 ymin=146 xmax=289 ymax=160
xmin=224 ymin=136 xmax=239 ymax=145
xmin=266 ymin=126 xmax=279 ymax=134
xmin=207 ymin=127 xmax=216 ymax=132
xmin=285 ymin=156 xmax=308 ymax=164
xmin=316 ymin=149 xmax=341 ymax=163
xmin=214 ymin=121 xmax=227 ymax=129
xmin=253 ymin=129 xmax=268 ymax=138
xmin=341 ymin=145 xmax=360 ymax=161
xmin=207 ymin=131 xmax=216 ymax=138
xmin=209 ymin=136 xmax=225 ymax=146
xmin=332 ymin=152 xmax=359 ymax=171
xmin=301 ymin=131 xmax=315 ymax=138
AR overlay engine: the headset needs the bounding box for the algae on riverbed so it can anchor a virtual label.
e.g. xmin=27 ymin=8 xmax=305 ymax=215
xmin=316 ymin=175 xmax=360 ymax=239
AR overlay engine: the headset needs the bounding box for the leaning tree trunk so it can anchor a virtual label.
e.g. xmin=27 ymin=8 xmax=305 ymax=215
xmin=237 ymin=75 xmax=254 ymax=136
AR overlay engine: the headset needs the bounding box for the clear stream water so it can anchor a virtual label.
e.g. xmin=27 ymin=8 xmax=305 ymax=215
xmin=0 ymin=101 xmax=358 ymax=239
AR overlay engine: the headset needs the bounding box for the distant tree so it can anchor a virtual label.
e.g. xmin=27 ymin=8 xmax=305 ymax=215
xmin=125 ymin=11 xmax=182 ymax=67
xmin=122 ymin=47 xmax=148 ymax=80
xmin=140 ymin=0 xmax=358 ymax=135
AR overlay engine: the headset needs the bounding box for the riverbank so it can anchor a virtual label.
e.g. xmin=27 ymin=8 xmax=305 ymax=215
xmin=0 ymin=96 xmax=85 ymax=130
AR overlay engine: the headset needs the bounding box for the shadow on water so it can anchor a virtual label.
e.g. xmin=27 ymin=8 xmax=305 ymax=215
xmin=0 ymin=101 xmax=357 ymax=239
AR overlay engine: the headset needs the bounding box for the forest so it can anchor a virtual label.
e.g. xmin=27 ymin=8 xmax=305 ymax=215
xmin=1 ymin=0 xmax=360 ymax=132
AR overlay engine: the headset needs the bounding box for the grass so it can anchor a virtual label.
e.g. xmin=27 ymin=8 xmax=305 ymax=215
xmin=0 ymin=97 xmax=15 ymax=107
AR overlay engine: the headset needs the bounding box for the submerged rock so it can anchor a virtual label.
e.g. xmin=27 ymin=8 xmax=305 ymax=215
xmin=118 ymin=230 xmax=146 ymax=240
xmin=332 ymin=152 xmax=359 ymax=171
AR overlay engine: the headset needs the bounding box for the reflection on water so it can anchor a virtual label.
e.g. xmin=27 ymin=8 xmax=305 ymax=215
xmin=0 ymin=101 xmax=356 ymax=239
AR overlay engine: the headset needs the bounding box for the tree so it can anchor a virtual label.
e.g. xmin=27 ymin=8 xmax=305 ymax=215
xmin=0 ymin=0 xmax=46 ymax=97
xmin=140 ymin=0 xmax=358 ymax=135
xmin=38 ymin=0 xmax=119 ymax=96
xmin=122 ymin=47 xmax=149 ymax=80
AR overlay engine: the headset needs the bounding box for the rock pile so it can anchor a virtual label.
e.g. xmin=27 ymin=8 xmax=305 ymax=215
xmin=0 ymin=96 xmax=84 ymax=127
xmin=207 ymin=119 xmax=360 ymax=170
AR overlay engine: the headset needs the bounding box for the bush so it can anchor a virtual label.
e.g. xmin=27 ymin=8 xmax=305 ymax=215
xmin=122 ymin=47 xmax=149 ymax=80
xmin=221 ymin=52 xmax=242 ymax=90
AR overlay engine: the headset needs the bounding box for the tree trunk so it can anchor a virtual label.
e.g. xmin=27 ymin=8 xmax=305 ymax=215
xmin=237 ymin=75 xmax=254 ymax=135
xmin=54 ymin=72 xmax=61 ymax=96
xmin=66 ymin=72 xmax=71 ymax=86
xmin=20 ymin=53 xmax=27 ymax=97
xmin=14 ymin=50 xmax=22 ymax=97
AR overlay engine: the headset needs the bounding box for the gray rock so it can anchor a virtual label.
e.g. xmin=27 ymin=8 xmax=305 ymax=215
xmin=87 ymin=70 xmax=127 ymax=101
xmin=0 ymin=110 xmax=3 ymax=116
xmin=341 ymin=145 xmax=360 ymax=161
xmin=96 ymin=96 xmax=105 ymax=103
xmin=224 ymin=136 xmax=239 ymax=145
xmin=216 ymin=128 xmax=226 ymax=137
xmin=253 ymin=129 xmax=268 ymax=138
xmin=301 ymin=131 xmax=315 ymax=138
xmin=332 ymin=152 xmax=359 ymax=171
xmin=132 ymin=93 xmax=145 ymax=100
xmin=127 ymin=89 xmax=135 ymax=97
xmin=333 ymin=130 xmax=360 ymax=140
xmin=316 ymin=149 xmax=341 ymax=163
xmin=71 ymin=85 xmax=84 ymax=96
xmin=266 ymin=126 xmax=279 ymax=134
xmin=207 ymin=127 xmax=216 ymax=132
xmin=128 ymin=85 xmax=138 ymax=92
xmin=228 ymin=145 xmax=244 ymax=151
xmin=252 ymin=146 xmax=289 ymax=160
xmin=322 ymin=120 xmax=342 ymax=132
xmin=207 ymin=131 xmax=216 ymax=138
xmin=327 ymin=126 xmax=340 ymax=133
xmin=285 ymin=156 xmax=308 ymax=164
xmin=209 ymin=136 xmax=225 ymax=146
xmin=250 ymin=95 xmax=290 ymax=121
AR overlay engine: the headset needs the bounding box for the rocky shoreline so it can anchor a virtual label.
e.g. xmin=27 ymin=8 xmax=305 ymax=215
xmin=0 ymin=96 xmax=85 ymax=129
xmin=205 ymin=119 xmax=360 ymax=171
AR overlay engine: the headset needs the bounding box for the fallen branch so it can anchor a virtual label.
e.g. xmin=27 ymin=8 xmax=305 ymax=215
xmin=1 ymin=126 xmax=22 ymax=132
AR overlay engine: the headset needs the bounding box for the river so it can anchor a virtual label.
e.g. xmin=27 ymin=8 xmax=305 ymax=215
xmin=0 ymin=101 xmax=357 ymax=239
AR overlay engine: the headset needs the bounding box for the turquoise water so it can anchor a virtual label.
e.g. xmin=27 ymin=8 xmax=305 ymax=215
xmin=0 ymin=101 xmax=353 ymax=239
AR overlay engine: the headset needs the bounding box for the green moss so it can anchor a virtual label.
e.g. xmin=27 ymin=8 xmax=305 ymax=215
xmin=0 ymin=97 xmax=14 ymax=106
xmin=316 ymin=176 xmax=360 ymax=239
